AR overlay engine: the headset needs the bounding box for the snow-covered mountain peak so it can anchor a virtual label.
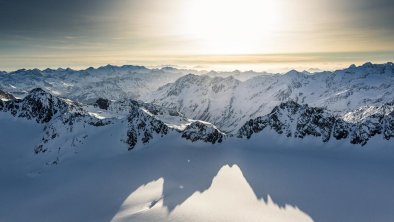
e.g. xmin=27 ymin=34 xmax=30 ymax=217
xmin=94 ymin=64 xmax=148 ymax=73
xmin=181 ymin=120 xmax=225 ymax=144
xmin=174 ymin=73 xmax=207 ymax=84
xmin=27 ymin=87 xmax=54 ymax=97
xmin=238 ymin=101 xmax=394 ymax=145
xmin=270 ymin=100 xmax=304 ymax=115
xmin=342 ymin=102 xmax=394 ymax=123
xmin=119 ymin=98 xmax=226 ymax=150
xmin=285 ymin=69 xmax=308 ymax=77
xmin=348 ymin=64 xmax=357 ymax=69
xmin=1 ymin=88 xmax=77 ymax=123
xmin=361 ymin=62 xmax=374 ymax=68
xmin=337 ymin=62 xmax=394 ymax=75
xmin=238 ymin=101 xmax=334 ymax=140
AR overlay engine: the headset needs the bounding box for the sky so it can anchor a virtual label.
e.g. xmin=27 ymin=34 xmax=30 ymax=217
xmin=0 ymin=0 xmax=393 ymax=71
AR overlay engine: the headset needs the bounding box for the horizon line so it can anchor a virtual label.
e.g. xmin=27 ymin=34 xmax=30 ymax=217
xmin=1 ymin=61 xmax=393 ymax=74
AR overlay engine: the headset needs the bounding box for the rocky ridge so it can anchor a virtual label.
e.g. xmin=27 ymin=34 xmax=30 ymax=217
xmin=238 ymin=101 xmax=394 ymax=145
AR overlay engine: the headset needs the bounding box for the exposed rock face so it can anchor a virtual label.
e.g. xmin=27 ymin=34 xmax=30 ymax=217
xmin=238 ymin=101 xmax=394 ymax=146
xmin=126 ymin=104 xmax=169 ymax=150
xmin=0 ymin=90 xmax=15 ymax=101
xmin=181 ymin=121 xmax=224 ymax=144
xmin=95 ymin=98 xmax=111 ymax=110
xmin=1 ymin=88 xmax=72 ymax=123
xmin=125 ymin=102 xmax=226 ymax=150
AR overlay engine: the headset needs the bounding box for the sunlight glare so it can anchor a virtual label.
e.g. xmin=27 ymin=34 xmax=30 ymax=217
xmin=180 ymin=0 xmax=283 ymax=54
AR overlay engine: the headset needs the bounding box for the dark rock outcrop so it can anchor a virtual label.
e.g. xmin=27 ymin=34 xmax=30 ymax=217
xmin=126 ymin=104 xmax=169 ymax=150
xmin=182 ymin=121 xmax=224 ymax=144
xmin=1 ymin=88 xmax=71 ymax=123
xmin=238 ymin=101 xmax=394 ymax=146
xmin=95 ymin=98 xmax=111 ymax=110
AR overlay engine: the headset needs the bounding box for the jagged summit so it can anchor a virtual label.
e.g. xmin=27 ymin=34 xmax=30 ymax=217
xmin=182 ymin=121 xmax=224 ymax=144
xmin=28 ymin=87 xmax=48 ymax=94
xmin=95 ymin=64 xmax=147 ymax=71
xmin=238 ymin=101 xmax=335 ymax=141
xmin=285 ymin=69 xmax=308 ymax=77
xmin=238 ymin=101 xmax=394 ymax=145
xmin=339 ymin=62 xmax=394 ymax=74
xmin=1 ymin=88 xmax=75 ymax=123
xmin=124 ymin=98 xmax=226 ymax=150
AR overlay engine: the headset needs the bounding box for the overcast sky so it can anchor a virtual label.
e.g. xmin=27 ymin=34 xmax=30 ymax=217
xmin=0 ymin=0 xmax=393 ymax=70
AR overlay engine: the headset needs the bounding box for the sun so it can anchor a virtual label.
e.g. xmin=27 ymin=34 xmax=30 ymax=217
xmin=179 ymin=0 xmax=283 ymax=55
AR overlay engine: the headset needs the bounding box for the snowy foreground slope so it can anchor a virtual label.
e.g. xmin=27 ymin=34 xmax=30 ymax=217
xmin=1 ymin=62 xmax=394 ymax=222
xmin=1 ymin=123 xmax=394 ymax=222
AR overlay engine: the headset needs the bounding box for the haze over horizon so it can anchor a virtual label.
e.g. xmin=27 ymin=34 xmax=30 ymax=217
xmin=0 ymin=0 xmax=393 ymax=71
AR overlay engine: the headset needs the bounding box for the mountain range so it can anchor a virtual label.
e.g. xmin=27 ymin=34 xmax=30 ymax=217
xmin=1 ymin=62 xmax=394 ymax=165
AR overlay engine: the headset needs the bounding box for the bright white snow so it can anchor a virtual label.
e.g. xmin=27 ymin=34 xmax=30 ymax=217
xmin=1 ymin=116 xmax=394 ymax=222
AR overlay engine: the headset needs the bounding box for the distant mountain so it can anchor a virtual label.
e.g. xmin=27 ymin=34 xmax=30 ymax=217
xmin=0 ymin=65 xmax=192 ymax=103
xmin=149 ymin=62 xmax=394 ymax=132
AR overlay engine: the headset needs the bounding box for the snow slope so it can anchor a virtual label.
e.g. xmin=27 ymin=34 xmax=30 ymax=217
xmin=1 ymin=127 xmax=394 ymax=222
xmin=112 ymin=165 xmax=313 ymax=222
